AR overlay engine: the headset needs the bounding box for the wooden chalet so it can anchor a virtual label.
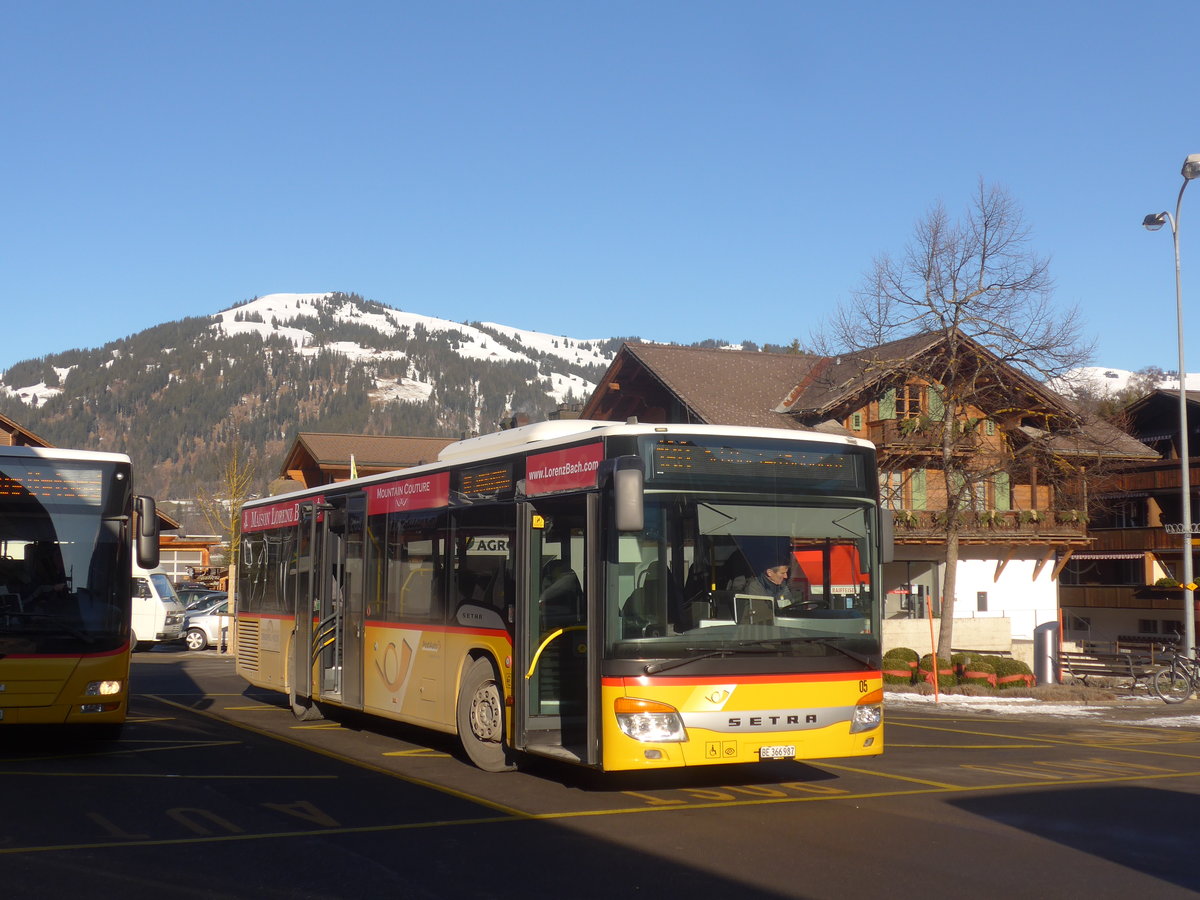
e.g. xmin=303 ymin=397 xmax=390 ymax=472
xmin=582 ymin=334 xmax=1158 ymax=638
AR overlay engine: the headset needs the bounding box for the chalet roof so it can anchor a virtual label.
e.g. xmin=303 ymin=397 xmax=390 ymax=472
xmin=282 ymin=433 xmax=457 ymax=475
xmin=776 ymin=331 xmax=946 ymax=415
xmin=598 ymin=343 xmax=821 ymax=431
xmin=1126 ymin=389 xmax=1200 ymax=415
xmin=0 ymin=412 xmax=54 ymax=448
xmin=1017 ymin=420 xmax=1160 ymax=460
xmin=582 ymin=335 xmax=1157 ymax=464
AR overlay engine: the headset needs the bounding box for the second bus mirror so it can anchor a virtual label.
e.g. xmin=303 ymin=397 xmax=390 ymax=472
xmin=135 ymin=495 xmax=160 ymax=569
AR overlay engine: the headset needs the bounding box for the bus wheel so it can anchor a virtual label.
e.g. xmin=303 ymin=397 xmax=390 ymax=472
xmin=289 ymin=689 xmax=324 ymax=721
xmin=457 ymin=657 xmax=515 ymax=772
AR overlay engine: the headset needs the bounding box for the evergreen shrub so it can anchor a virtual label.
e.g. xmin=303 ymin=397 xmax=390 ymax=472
xmin=918 ymin=653 xmax=956 ymax=689
xmin=993 ymin=657 xmax=1035 ymax=689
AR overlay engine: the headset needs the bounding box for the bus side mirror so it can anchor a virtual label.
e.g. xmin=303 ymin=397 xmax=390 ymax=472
xmin=135 ymin=496 xmax=160 ymax=569
xmin=612 ymin=456 xmax=644 ymax=533
xmin=879 ymin=509 xmax=895 ymax=565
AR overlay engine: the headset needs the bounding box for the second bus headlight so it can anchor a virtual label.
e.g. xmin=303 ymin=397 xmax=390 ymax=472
xmin=85 ymin=680 xmax=123 ymax=696
xmin=614 ymin=697 xmax=687 ymax=742
xmin=850 ymin=703 xmax=882 ymax=732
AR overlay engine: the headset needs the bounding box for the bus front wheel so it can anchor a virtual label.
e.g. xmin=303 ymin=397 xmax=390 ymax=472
xmin=457 ymin=657 xmax=516 ymax=772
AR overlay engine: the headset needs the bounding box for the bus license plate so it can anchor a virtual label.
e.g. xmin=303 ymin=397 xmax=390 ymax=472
xmin=759 ymin=744 xmax=795 ymax=759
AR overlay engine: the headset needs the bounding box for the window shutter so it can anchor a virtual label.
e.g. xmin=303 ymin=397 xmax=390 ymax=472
xmin=912 ymin=468 xmax=927 ymax=509
xmin=879 ymin=389 xmax=896 ymax=420
xmin=993 ymin=472 xmax=1011 ymax=510
xmin=927 ymin=383 xmax=945 ymax=419
xmin=949 ymin=470 xmax=965 ymax=502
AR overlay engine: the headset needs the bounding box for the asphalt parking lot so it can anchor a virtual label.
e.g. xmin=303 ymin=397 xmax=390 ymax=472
xmin=4 ymin=649 xmax=1200 ymax=898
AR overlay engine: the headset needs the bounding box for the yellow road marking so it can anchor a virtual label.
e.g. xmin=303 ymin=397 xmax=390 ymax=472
xmin=383 ymin=748 xmax=453 ymax=758
xmin=888 ymin=743 xmax=1050 ymax=749
xmin=145 ymin=694 xmax=527 ymax=818
xmin=817 ymin=762 xmax=961 ymax=788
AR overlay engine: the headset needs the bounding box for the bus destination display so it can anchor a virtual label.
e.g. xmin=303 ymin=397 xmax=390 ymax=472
xmin=0 ymin=463 xmax=105 ymax=507
xmin=649 ymin=438 xmax=864 ymax=489
xmin=457 ymin=462 xmax=515 ymax=499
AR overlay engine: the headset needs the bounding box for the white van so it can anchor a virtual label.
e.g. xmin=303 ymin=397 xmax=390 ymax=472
xmin=131 ymin=564 xmax=186 ymax=648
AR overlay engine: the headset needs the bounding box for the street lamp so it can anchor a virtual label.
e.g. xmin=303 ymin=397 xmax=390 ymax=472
xmin=1144 ymin=152 xmax=1200 ymax=659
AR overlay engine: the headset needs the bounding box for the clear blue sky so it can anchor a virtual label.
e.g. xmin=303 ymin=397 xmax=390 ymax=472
xmin=2 ymin=1 xmax=1197 ymax=375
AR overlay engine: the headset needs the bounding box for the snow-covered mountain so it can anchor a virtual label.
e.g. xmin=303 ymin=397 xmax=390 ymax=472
xmin=1052 ymin=365 xmax=1200 ymax=401
xmin=2 ymin=291 xmax=613 ymax=411
xmin=0 ymin=291 xmax=626 ymax=498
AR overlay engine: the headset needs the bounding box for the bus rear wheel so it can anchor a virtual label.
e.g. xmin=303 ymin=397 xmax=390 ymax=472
xmin=457 ymin=657 xmax=515 ymax=772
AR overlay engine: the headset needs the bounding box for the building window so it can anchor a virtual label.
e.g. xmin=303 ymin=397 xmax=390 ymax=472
xmin=895 ymin=384 xmax=923 ymax=419
xmin=879 ymin=471 xmax=904 ymax=510
xmin=850 ymin=412 xmax=863 ymax=431
xmin=1065 ymin=614 xmax=1091 ymax=637
xmin=1137 ymin=619 xmax=1159 ymax=634
xmin=1113 ymin=499 xmax=1145 ymax=529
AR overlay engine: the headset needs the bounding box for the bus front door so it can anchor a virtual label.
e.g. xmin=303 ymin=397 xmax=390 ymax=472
xmin=516 ymin=493 xmax=600 ymax=765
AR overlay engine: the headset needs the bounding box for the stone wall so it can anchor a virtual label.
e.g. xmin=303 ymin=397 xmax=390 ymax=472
xmin=883 ymin=617 xmax=1013 ymax=657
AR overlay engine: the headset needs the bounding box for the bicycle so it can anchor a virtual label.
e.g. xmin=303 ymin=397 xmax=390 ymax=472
xmin=1151 ymin=648 xmax=1200 ymax=703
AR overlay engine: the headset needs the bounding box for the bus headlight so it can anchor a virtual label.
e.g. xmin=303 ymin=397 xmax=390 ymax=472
xmin=85 ymin=680 xmax=123 ymax=696
xmin=850 ymin=703 xmax=882 ymax=733
xmin=615 ymin=697 xmax=687 ymax=743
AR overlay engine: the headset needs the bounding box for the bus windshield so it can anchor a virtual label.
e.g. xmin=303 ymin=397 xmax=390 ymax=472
xmin=0 ymin=457 xmax=128 ymax=654
xmin=606 ymin=493 xmax=881 ymax=661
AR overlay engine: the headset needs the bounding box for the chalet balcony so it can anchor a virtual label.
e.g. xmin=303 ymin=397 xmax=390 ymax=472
xmin=1088 ymin=526 xmax=1197 ymax=553
xmin=890 ymin=508 xmax=1088 ymax=544
xmin=1059 ymin=583 xmax=1194 ymax=612
xmin=868 ymin=419 xmax=981 ymax=454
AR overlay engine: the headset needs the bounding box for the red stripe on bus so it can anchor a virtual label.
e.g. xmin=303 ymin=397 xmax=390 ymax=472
xmin=604 ymin=671 xmax=879 ymax=687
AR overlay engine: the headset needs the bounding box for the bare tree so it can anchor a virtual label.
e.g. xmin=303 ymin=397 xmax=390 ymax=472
xmin=826 ymin=180 xmax=1094 ymax=659
xmin=194 ymin=433 xmax=261 ymax=601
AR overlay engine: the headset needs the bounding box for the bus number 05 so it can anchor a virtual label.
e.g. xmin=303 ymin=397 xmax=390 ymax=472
xmin=859 ymin=680 xmax=869 ymax=693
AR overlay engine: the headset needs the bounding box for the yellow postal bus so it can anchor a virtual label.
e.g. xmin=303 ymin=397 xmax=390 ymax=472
xmin=236 ymin=420 xmax=889 ymax=772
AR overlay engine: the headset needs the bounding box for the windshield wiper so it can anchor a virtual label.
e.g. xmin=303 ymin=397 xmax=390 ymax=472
xmin=1 ymin=612 xmax=93 ymax=643
xmin=643 ymin=645 xmax=780 ymax=675
xmin=748 ymin=636 xmax=875 ymax=667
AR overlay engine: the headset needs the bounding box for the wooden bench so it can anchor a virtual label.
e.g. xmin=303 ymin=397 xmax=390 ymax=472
xmin=1059 ymin=650 xmax=1159 ymax=687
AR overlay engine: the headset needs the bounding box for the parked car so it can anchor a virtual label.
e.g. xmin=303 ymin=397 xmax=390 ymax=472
xmin=183 ymin=598 xmax=231 ymax=651
xmin=179 ymin=589 xmax=227 ymax=612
